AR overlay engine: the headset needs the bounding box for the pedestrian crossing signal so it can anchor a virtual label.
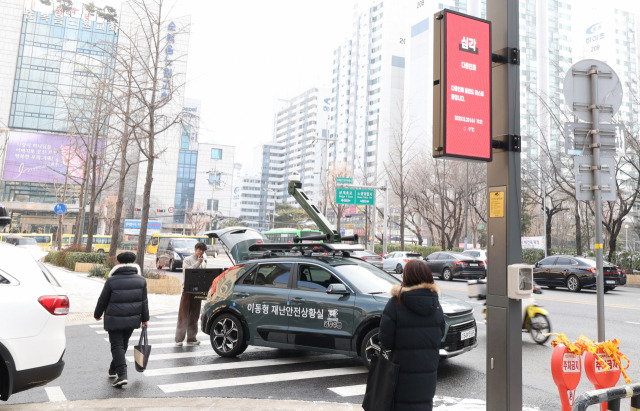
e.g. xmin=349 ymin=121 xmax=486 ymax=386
xmin=157 ymin=209 xmax=166 ymax=213
xmin=134 ymin=208 xmax=141 ymax=212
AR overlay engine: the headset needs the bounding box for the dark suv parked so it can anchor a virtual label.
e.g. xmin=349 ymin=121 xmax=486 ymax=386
xmin=533 ymin=255 xmax=621 ymax=292
xmin=424 ymin=251 xmax=486 ymax=280
xmin=200 ymin=227 xmax=479 ymax=368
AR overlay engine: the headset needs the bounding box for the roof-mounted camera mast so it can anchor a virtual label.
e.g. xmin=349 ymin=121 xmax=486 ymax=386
xmin=287 ymin=179 xmax=358 ymax=244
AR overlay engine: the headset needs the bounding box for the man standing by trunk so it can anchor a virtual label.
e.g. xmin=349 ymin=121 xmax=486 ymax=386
xmin=175 ymin=241 xmax=207 ymax=346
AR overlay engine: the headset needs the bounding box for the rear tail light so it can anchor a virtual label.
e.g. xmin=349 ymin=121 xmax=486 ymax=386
xmin=454 ymin=261 xmax=469 ymax=266
xmin=38 ymin=295 xmax=69 ymax=315
xmin=403 ymin=259 xmax=409 ymax=263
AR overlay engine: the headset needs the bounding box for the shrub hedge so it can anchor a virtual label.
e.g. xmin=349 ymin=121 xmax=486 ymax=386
xmin=45 ymin=250 xmax=107 ymax=271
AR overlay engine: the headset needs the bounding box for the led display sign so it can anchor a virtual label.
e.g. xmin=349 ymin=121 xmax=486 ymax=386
xmin=433 ymin=10 xmax=492 ymax=161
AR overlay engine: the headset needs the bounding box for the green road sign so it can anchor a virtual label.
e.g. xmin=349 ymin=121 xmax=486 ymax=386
xmin=336 ymin=188 xmax=355 ymax=204
xmin=336 ymin=177 xmax=353 ymax=184
xmin=356 ymin=189 xmax=375 ymax=205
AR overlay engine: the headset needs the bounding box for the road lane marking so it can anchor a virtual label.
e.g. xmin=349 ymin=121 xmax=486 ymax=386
xmin=103 ymin=334 xmax=176 ymax=342
xmin=89 ymin=320 xmax=179 ymax=328
xmin=155 ymin=315 xmax=179 ymax=319
xmin=144 ymin=354 xmax=344 ymax=376
xmin=625 ymin=321 xmax=640 ymax=325
xmin=535 ymin=295 xmax=640 ymax=311
xmin=329 ymin=384 xmax=366 ymax=397
xmin=96 ymin=326 xmax=176 ymax=334
xmin=45 ymin=386 xmax=66 ymax=402
xmin=158 ymin=366 xmax=367 ymax=393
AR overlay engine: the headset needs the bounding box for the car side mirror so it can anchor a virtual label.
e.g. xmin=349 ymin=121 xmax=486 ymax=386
xmin=326 ymin=283 xmax=349 ymax=295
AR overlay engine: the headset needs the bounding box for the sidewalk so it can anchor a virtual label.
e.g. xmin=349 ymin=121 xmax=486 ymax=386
xmin=0 ymin=396 xmax=538 ymax=410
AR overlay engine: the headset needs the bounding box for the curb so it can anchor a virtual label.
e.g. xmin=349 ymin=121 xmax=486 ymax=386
xmin=0 ymin=397 xmax=361 ymax=411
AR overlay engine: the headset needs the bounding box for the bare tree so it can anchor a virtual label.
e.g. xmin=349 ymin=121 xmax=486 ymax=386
xmin=323 ymin=165 xmax=351 ymax=232
xmin=186 ymin=203 xmax=210 ymax=235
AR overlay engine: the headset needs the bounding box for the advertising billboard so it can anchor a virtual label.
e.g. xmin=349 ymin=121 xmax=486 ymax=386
xmin=124 ymin=220 xmax=163 ymax=236
xmin=2 ymin=132 xmax=87 ymax=184
xmin=433 ymin=10 xmax=492 ymax=161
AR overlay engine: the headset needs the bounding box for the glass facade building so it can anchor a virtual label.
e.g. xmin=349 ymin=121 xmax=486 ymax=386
xmin=9 ymin=10 xmax=118 ymax=134
xmin=173 ymin=147 xmax=198 ymax=224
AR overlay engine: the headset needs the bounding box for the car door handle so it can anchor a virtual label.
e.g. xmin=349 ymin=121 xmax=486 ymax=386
xmin=233 ymin=292 xmax=249 ymax=298
xmin=292 ymin=297 xmax=306 ymax=302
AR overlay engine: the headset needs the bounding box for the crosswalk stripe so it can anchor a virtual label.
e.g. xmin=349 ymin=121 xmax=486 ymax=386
xmin=95 ymin=326 xmax=176 ymax=335
xmin=103 ymin=334 xmax=177 ymax=343
xmin=44 ymin=386 xmax=67 ymax=402
xmin=90 ymin=320 xmax=178 ymax=328
xmin=127 ymin=350 xmax=213 ymax=362
xmin=155 ymin=315 xmax=179 ymax=319
xmin=328 ymin=384 xmax=366 ymax=397
xmin=143 ymin=354 xmax=345 ymax=377
xmin=158 ymin=366 xmax=367 ymax=393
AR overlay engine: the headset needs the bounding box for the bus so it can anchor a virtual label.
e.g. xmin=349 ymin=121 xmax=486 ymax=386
xmin=146 ymin=234 xmax=213 ymax=255
xmin=262 ymin=228 xmax=323 ymax=243
xmin=18 ymin=233 xmax=53 ymax=251
xmin=60 ymin=234 xmax=112 ymax=253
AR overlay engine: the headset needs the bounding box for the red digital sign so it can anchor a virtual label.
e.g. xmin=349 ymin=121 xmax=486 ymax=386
xmin=434 ymin=10 xmax=492 ymax=161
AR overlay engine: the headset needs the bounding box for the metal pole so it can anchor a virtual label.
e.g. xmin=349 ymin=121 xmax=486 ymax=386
xmin=383 ymin=180 xmax=389 ymax=255
xmin=589 ymin=65 xmax=605 ymax=342
xmin=464 ymin=162 xmax=469 ymax=250
xmin=543 ymin=188 xmax=547 ymax=258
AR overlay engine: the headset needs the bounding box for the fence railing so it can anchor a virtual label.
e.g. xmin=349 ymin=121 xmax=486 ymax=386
xmin=572 ymin=383 xmax=640 ymax=411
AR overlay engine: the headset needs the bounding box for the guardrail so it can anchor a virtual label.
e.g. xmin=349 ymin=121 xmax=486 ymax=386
xmin=572 ymin=383 xmax=640 ymax=411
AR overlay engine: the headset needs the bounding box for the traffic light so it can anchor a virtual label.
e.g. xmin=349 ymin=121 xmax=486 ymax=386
xmin=134 ymin=208 xmax=141 ymax=212
xmin=156 ymin=209 xmax=166 ymax=213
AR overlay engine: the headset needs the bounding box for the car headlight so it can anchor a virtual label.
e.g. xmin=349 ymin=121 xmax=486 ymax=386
xmin=174 ymin=252 xmax=182 ymax=260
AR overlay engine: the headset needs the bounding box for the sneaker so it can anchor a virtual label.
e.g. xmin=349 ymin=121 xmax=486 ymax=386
xmin=186 ymin=340 xmax=201 ymax=346
xmin=112 ymin=376 xmax=128 ymax=387
xmin=174 ymin=341 xmax=183 ymax=347
xmin=108 ymin=368 xmax=117 ymax=378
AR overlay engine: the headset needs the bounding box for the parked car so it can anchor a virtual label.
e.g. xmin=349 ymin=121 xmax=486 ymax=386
xmin=382 ymin=251 xmax=423 ymax=273
xmin=156 ymin=237 xmax=200 ymax=271
xmin=2 ymin=235 xmax=48 ymax=260
xmin=619 ymin=267 xmax=627 ymax=286
xmin=200 ymin=227 xmax=478 ymax=368
xmin=350 ymin=250 xmax=383 ymax=269
xmin=462 ymin=249 xmax=488 ymax=273
xmin=533 ymin=255 xmax=620 ymax=292
xmin=424 ymin=251 xmax=486 ymax=280
xmin=0 ymin=241 xmax=68 ymax=401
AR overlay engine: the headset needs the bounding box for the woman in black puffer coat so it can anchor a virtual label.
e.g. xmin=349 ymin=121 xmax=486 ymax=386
xmin=94 ymin=252 xmax=149 ymax=387
xmin=378 ymin=260 xmax=445 ymax=411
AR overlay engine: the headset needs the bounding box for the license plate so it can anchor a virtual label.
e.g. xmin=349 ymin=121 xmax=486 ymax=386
xmin=606 ymin=280 xmax=615 ymax=285
xmin=460 ymin=328 xmax=476 ymax=340
xmin=469 ymin=263 xmax=478 ymax=267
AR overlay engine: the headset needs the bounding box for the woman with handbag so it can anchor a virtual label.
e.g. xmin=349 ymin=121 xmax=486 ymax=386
xmin=378 ymin=259 xmax=445 ymax=411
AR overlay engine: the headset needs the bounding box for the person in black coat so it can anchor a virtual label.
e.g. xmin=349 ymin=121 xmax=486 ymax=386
xmin=94 ymin=252 xmax=149 ymax=387
xmin=378 ymin=260 xmax=445 ymax=411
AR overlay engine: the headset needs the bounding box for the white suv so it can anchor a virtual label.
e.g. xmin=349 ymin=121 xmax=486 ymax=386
xmin=0 ymin=243 xmax=68 ymax=401
xmin=382 ymin=251 xmax=423 ymax=273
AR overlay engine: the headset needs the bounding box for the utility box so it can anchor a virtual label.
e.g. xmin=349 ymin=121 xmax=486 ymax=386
xmin=507 ymin=264 xmax=534 ymax=299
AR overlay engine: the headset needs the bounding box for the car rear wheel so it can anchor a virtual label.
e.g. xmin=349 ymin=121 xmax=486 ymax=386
xmin=443 ymin=268 xmax=453 ymax=281
xmin=156 ymin=259 xmax=162 ymax=270
xmin=566 ymin=275 xmax=581 ymax=292
xmin=395 ymin=264 xmax=403 ymax=274
xmin=210 ymin=313 xmax=247 ymax=357
xmin=360 ymin=327 xmax=381 ymax=369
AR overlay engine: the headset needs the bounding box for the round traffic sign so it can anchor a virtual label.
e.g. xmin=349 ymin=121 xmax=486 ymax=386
xmin=168 ymin=207 xmax=175 ymax=214
xmin=54 ymin=203 xmax=67 ymax=215
xmin=563 ymin=59 xmax=622 ymax=123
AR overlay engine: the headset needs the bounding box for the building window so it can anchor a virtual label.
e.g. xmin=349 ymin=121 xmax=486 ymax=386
xmin=211 ymin=148 xmax=223 ymax=159
xmin=209 ymin=173 xmax=221 ymax=186
xmin=207 ymin=199 xmax=219 ymax=211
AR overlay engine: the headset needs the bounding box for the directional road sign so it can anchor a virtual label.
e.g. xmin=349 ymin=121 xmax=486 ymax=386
xmin=336 ymin=188 xmax=355 ymax=204
xmin=336 ymin=177 xmax=353 ymax=184
xmin=355 ymin=189 xmax=375 ymax=205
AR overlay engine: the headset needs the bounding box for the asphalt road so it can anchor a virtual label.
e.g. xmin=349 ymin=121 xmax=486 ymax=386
xmin=4 ymin=271 xmax=639 ymax=409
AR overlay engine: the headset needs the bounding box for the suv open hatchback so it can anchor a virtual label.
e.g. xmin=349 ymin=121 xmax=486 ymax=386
xmin=200 ymin=227 xmax=478 ymax=368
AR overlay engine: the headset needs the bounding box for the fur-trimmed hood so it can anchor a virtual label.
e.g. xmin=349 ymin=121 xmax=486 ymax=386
xmin=390 ymin=282 xmax=441 ymax=317
xmin=391 ymin=282 xmax=441 ymax=298
xmin=109 ymin=263 xmax=141 ymax=277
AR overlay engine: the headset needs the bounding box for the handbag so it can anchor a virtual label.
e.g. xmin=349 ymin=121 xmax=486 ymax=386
xmin=133 ymin=326 xmax=152 ymax=372
xmin=362 ymin=349 xmax=400 ymax=411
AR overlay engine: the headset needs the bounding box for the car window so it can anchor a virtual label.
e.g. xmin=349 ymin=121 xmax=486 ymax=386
xmin=538 ymin=257 xmax=557 ymax=265
xmin=555 ymin=257 xmax=572 ymax=265
xmin=0 ymin=273 xmax=9 ymax=285
xmin=240 ymin=267 xmax=257 ymax=285
xmin=255 ymin=263 xmax=291 ymax=288
xmin=427 ymin=252 xmax=440 ymax=259
xmin=440 ymin=253 xmax=452 ymax=260
xmin=0 ymin=270 xmax=18 ymax=285
xmin=464 ymin=251 xmax=479 ymax=257
xmin=297 ymin=264 xmax=342 ymax=292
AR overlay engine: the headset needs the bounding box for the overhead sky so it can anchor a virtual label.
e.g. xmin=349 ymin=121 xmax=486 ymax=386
xmin=179 ymin=0 xmax=356 ymax=155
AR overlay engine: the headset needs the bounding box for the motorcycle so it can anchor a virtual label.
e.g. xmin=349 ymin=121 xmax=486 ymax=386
xmin=471 ymin=280 xmax=551 ymax=344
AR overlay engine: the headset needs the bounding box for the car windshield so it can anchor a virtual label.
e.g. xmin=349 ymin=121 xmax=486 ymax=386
xmin=173 ymin=239 xmax=198 ymax=249
xmin=333 ymin=263 xmax=399 ymax=294
xmin=406 ymin=253 xmax=421 ymax=258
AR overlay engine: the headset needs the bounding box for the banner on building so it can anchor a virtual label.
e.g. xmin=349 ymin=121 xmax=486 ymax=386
xmin=522 ymin=236 xmax=545 ymax=250
xmin=124 ymin=220 xmax=162 ymax=235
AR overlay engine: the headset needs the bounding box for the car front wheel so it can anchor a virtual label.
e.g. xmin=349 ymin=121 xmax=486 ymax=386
xmin=210 ymin=313 xmax=248 ymax=357
xmin=443 ymin=268 xmax=453 ymax=281
xmin=395 ymin=264 xmax=403 ymax=274
xmin=566 ymin=275 xmax=581 ymax=292
xmin=169 ymin=259 xmax=177 ymax=272
xmin=360 ymin=327 xmax=381 ymax=369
